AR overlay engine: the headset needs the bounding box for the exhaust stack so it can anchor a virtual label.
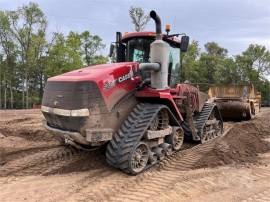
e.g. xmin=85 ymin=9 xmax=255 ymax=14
xmin=149 ymin=10 xmax=170 ymax=89
xmin=150 ymin=10 xmax=162 ymax=40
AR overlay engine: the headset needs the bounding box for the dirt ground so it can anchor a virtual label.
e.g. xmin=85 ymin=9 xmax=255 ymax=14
xmin=0 ymin=108 xmax=270 ymax=202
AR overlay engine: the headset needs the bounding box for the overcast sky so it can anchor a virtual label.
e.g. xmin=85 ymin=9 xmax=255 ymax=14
xmin=1 ymin=0 xmax=270 ymax=57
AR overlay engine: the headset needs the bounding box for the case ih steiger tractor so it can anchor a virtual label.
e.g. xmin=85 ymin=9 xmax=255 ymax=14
xmin=41 ymin=10 xmax=223 ymax=174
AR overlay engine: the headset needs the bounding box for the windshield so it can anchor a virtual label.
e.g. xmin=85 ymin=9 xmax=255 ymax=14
xmin=124 ymin=37 xmax=181 ymax=87
xmin=168 ymin=47 xmax=181 ymax=86
xmin=126 ymin=38 xmax=153 ymax=63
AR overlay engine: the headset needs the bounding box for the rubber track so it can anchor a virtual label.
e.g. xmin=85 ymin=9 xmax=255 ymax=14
xmin=194 ymin=103 xmax=222 ymax=141
xmin=106 ymin=103 xmax=167 ymax=174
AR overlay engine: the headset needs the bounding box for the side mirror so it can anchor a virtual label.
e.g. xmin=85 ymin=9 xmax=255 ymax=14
xmin=180 ymin=36 xmax=189 ymax=52
xmin=109 ymin=43 xmax=115 ymax=57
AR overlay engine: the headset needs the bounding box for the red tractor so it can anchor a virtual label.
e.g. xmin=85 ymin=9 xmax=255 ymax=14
xmin=41 ymin=10 xmax=223 ymax=174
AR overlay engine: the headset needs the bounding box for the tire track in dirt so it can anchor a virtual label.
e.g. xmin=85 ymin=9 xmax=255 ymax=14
xmin=73 ymin=167 xmax=229 ymax=201
xmin=111 ymin=167 xmax=270 ymax=202
xmin=0 ymin=146 xmax=71 ymax=176
xmin=239 ymin=188 xmax=270 ymax=202
xmin=5 ymin=117 xmax=33 ymax=124
xmin=155 ymin=167 xmax=270 ymax=202
xmin=0 ymin=146 xmax=106 ymax=177
xmin=0 ymin=128 xmax=55 ymax=142
xmin=67 ymin=125 xmax=235 ymax=201
xmin=3 ymin=145 xmax=60 ymax=162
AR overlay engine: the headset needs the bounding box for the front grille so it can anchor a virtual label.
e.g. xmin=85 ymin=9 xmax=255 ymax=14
xmin=42 ymin=81 xmax=103 ymax=109
xmin=44 ymin=112 xmax=86 ymax=132
xmin=42 ymin=81 xmax=106 ymax=131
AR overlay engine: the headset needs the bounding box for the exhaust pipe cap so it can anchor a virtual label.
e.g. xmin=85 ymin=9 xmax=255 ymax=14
xmin=149 ymin=10 xmax=162 ymax=40
xmin=150 ymin=10 xmax=157 ymax=18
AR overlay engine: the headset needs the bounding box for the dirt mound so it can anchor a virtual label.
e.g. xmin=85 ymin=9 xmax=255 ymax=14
xmin=195 ymin=122 xmax=270 ymax=168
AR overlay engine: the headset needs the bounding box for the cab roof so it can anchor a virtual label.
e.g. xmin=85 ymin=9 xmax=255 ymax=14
xmin=121 ymin=31 xmax=181 ymax=48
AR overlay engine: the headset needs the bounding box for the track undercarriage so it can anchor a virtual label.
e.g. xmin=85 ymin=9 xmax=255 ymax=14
xmin=106 ymin=102 xmax=223 ymax=175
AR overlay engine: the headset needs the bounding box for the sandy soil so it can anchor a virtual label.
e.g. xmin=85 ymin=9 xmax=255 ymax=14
xmin=0 ymin=108 xmax=270 ymax=202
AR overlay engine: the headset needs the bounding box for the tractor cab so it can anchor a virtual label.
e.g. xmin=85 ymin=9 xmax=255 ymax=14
xmin=109 ymin=31 xmax=189 ymax=87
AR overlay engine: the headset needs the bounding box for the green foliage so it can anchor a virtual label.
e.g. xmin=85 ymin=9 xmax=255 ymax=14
xmin=129 ymin=6 xmax=150 ymax=32
xmin=204 ymin=42 xmax=228 ymax=57
xmin=181 ymin=40 xmax=201 ymax=82
xmin=80 ymin=31 xmax=105 ymax=66
xmin=45 ymin=32 xmax=80 ymax=77
xmin=235 ymin=44 xmax=270 ymax=103
xmin=45 ymin=31 xmax=107 ymax=77
xmin=236 ymin=44 xmax=270 ymax=81
xmin=199 ymin=42 xmax=228 ymax=83
xmin=0 ymin=2 xmax=108 ymax=109
xmin=181 ymin=41 xmax=270 ymax=103
xmin=90 ymin=55 xmax=109 ymax=65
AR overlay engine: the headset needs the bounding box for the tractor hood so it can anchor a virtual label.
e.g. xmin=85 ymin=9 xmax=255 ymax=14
xmin=42 ymin=62 xmax=141 ymax=115
xmin=48 ymin=62 xmax=139 ymax=83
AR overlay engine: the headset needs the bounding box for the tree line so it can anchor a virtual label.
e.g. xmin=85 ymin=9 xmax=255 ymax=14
xmin=0 ymin=2 xmax=107 ymax=109
xmin=181 ymin=41 xmax=270 ymax=103
xmin=0 ymin=4 xmax=269 ymax=109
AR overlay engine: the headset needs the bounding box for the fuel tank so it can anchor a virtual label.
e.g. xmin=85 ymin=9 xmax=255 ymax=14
xmin=41 ymin=62 xmax=141 ymax=146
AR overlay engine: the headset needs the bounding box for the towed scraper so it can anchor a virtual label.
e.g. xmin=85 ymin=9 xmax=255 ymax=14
xmin=208 ymin=84 xmax=261 ymax=120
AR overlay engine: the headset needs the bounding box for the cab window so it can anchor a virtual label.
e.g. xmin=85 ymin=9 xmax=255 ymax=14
xmin=168 ymin=47 xmax=180 ymax=87
xmin=126 ymin=38 xmax=153 ymax=63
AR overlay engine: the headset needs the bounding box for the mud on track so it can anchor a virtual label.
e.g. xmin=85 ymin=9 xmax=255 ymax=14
xmin=0 ymin=108 xmax=270 ymax=202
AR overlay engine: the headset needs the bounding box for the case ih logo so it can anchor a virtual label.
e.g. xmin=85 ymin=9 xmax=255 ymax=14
xmin=104 ymin=69 xmax=134 ymax=90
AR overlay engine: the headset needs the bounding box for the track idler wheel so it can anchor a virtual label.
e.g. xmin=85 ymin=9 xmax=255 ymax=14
xmin=165 ymin=127 xmax=184 ymax=151
xmin=152 ymin=147 xmax=165 ymax=160
xmin=160 ymin=143 xmax=173 ymax=156
xmin=129 ymin=142 xmax=150 ymax=174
